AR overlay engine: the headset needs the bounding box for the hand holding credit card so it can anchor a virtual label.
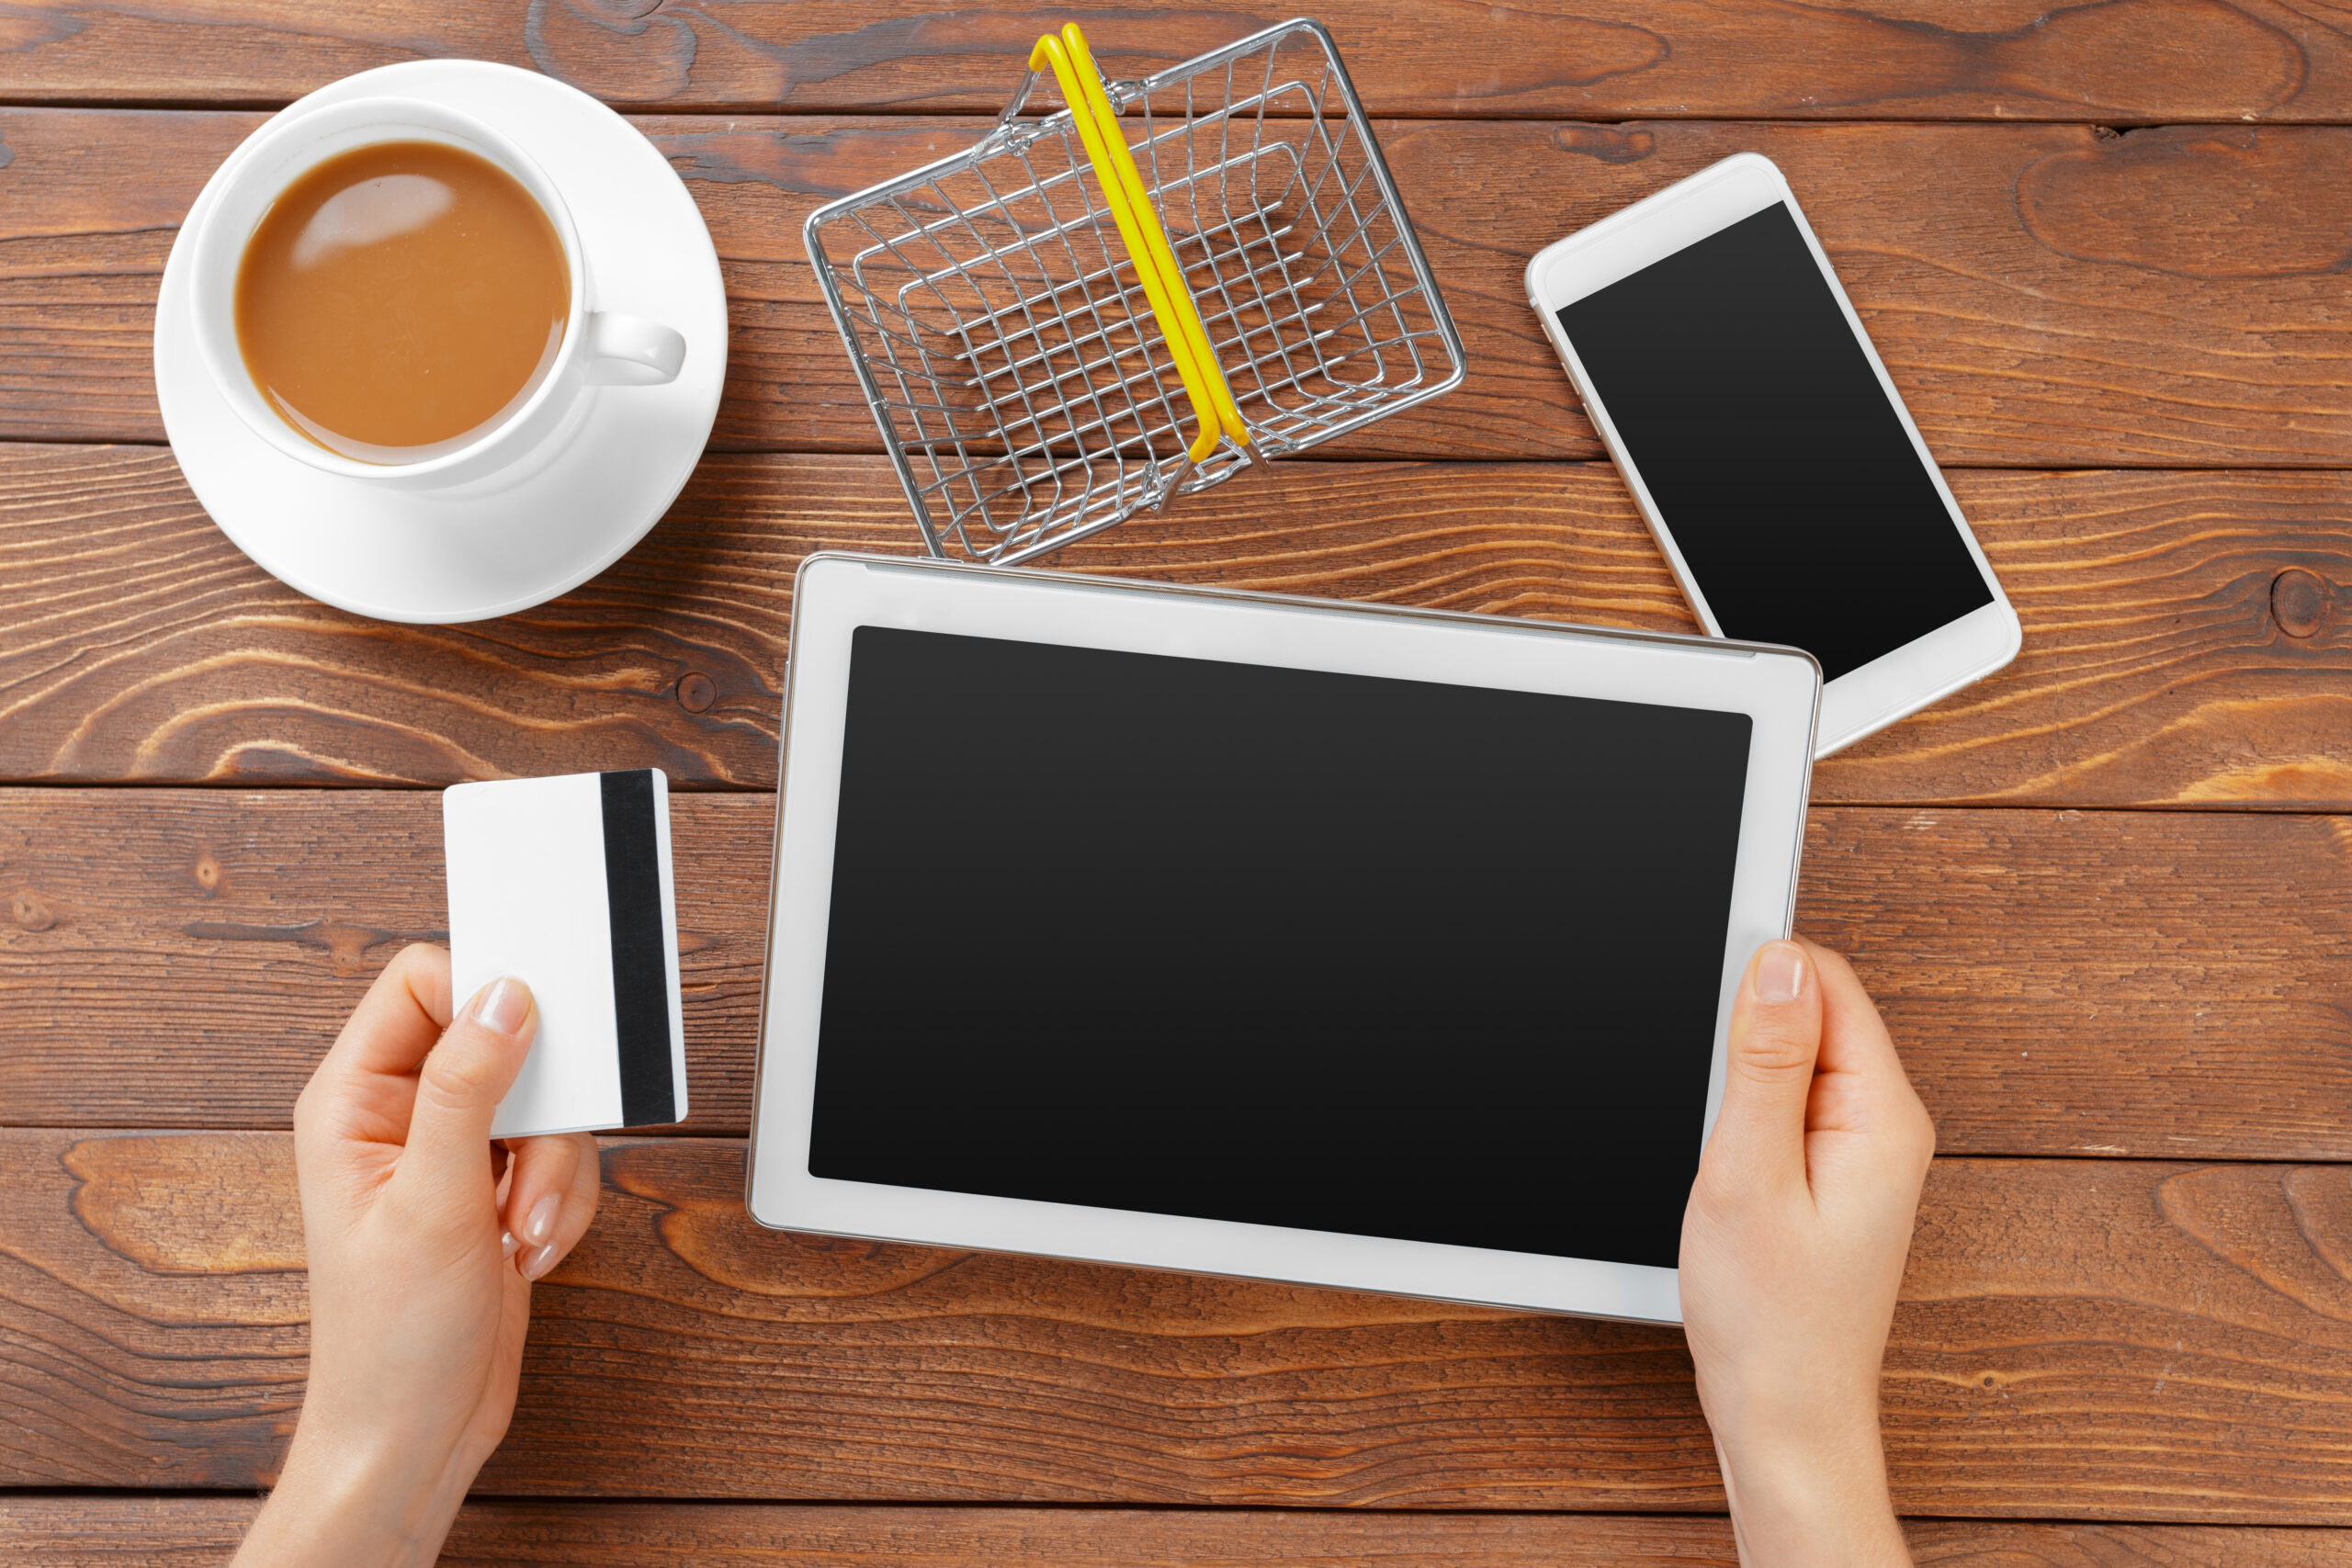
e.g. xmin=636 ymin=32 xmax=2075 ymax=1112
xmin=443 ymin=769 xmax=689 ymax=1137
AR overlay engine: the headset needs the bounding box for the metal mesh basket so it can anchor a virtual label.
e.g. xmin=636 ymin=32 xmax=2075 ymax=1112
xmin=805 ymin=17 xmax=1466 ymax=564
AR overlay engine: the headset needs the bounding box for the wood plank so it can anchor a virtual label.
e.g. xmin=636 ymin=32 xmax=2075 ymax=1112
xmin=3 ymin=789 xmax=2347 ymax=1160
xmin=6 ymin=1497 xmax=2351 ymax=1568
xmin=0 ymin=0 xmax=2336 ymax=125
xmin=14 ymin=1130 xmax=2352 ymax=1518
xmin=11 ymin=107 xmax=2352 ymax=468
xmin=3 ymin=447 xmax=2344 ymax=807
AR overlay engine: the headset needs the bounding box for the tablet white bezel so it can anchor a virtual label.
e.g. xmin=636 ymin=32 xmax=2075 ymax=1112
xmin=1524 ymin=152 xmax=2020 ymax=759
xmin=746 ymin=553 xmax=1821 ymax=1324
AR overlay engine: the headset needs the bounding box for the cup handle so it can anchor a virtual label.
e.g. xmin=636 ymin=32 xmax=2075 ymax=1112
xmin=580 ymin=310 xmax=687 ymax=386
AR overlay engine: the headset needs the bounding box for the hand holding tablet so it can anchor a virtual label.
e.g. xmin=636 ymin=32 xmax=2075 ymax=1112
xmin=1683 ymin=938 xmax=1932 ymax=1564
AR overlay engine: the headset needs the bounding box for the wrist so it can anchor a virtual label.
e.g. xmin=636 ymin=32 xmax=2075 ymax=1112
xmin=236 ymin=1416 xmax=471 ymax=1568
xmin=1710 ymin=1411 xmax=1908 ymax=1568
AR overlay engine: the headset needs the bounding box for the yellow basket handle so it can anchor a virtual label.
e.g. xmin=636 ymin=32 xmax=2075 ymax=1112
xmin=1028 ymin=25 xmax=1250 ymax=465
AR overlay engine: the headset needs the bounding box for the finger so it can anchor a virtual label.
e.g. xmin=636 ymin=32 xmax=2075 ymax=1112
xmin=1704 ymin=939 xmax=1825 ymax=1189
xmin=295 ymin=944 xmax=457 ymax=1162
xmin=401 ymin=976 xmax=537 ymax=1197
xmin=314 ymin=943 xmax=455 ymax=1086
xmin=1802 ymin=939 xmax=1936 ymax=1168
xmin=510 ymin=1133 xmax=601 ymax=1282
xmin=501 ymin=1131 xmax=591 ymax=1261
xmin=1804 ymin=941 xmax=1902 ymax=1085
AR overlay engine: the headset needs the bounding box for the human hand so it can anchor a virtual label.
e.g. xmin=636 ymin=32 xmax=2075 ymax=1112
xmin=1679 ymin=937 xmax=1935 ymax=1568
xmin=234 ymin=944 xmax=601 ymax=1568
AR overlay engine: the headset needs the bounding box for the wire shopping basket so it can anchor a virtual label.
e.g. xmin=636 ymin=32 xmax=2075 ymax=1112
xmin=805 ymin=17 xmax=1466 ymax=564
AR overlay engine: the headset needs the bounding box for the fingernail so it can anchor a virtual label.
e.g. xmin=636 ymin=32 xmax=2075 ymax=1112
xmin=1756 ymin=942 xmax=1806 ymax=1004
xmin=521 ymin=1243 xmax=560 ymax=1281
xmin=522 ymin=1193 xmax=561 ymax=1247
xmin=468 ymin=976 xmax=531 ymax=1036
xmin=501 ymin=1230 xmax=522 ymax=1260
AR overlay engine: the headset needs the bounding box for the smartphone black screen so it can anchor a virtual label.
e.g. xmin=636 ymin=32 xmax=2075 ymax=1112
xmin=1558 ymin=200 xmax=1992 ymax=681
xmin=807 ymin=625 xmax=1753 ymax=1271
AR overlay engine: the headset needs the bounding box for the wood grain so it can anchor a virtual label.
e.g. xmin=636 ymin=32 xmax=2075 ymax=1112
xmin=6 ymin=0 xmax=2346 ymax=1550
xmin=14 ymin=107 xmax=2352 ymax=468
xmin=6 ymin=1496 xmax=2352 ymax=1567
xmin=0 ymin=0 xmax=2335 ymax=124
xmin=3 ymin=446 xmax=2343 ymax=806
xmin=4 ymin=787 xmax=2347 ymax=1160
xmin=14 ymin=1130 xmax=2352 ymax=1518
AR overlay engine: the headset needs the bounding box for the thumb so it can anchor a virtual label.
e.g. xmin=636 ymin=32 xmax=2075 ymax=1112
xmin=403 ymin=976 xmax=537 ymax=1195
xmin=1707 ymin=941 xmax=1824 ymax=1187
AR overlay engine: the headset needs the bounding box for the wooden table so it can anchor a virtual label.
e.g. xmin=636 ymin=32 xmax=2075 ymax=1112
xmin=2 ymin=5 xmax=2348 ymax=1562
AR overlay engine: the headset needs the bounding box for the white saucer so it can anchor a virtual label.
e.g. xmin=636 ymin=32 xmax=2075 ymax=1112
xmin=155 ymin=62 xmax=727 ymax=625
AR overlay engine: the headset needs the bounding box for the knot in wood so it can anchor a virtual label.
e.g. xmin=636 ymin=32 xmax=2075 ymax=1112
xmin=677 ymin=671 xmax=718 ymax=714
xmin=2271 ymin=568 xmax=2328 ymax=638
xmin=1553 ymin=126 xmax=1655 ymax=164
xmin=11 ymin=891 xmax=56 ymax=932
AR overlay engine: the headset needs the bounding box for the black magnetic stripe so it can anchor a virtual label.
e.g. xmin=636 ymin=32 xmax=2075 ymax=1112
xmin=599 ymin=769 xmax=675 ymax=1128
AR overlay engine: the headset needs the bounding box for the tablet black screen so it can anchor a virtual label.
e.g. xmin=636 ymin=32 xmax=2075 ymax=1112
xmin=808 ymin=626 xmax=1752 ymax=1270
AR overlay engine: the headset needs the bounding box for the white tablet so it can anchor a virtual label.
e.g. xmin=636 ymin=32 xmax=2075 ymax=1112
xmin=747 ymin=554 xmax=1820 ymax=1323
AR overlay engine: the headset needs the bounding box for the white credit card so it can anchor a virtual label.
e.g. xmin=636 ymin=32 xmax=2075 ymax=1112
xmin=443 ymin=769 xmax=688 ymax=1138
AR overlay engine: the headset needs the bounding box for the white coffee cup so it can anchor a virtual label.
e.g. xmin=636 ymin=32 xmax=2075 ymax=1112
xmin=187 ymin=95 xmax=686 ymax=492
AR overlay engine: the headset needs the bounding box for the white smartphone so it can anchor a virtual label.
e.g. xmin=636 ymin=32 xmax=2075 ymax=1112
xmin=1525 ymin=152 xmax=2019 ymax=757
